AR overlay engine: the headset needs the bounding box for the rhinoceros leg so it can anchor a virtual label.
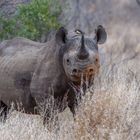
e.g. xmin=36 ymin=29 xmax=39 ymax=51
xmin=14 ymin=72 xmax=38 ymax=114
xmin=0 ymin=101 xmax=9 ymax=122
xmin=68 ymin=89 xmax=77 ymax=118
xmin=43 ymin=108 xmax=59 ymax=131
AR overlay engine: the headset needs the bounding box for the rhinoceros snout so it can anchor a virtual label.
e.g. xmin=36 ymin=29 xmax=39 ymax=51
xmin=71 ymin=67 xmax=94 ymax=75
xmin=70 ymin=66 xmax=96 ymax=82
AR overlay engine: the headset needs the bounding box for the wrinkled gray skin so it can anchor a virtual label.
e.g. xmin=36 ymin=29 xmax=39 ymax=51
xmin=137 ymin=0 xmax=140 ymax=5
xmin=0 ymin=26 xmax=107 ymax=122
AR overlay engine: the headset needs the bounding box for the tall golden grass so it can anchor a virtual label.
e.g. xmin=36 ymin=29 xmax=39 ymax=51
xmin=0 ymin=62 xmax=139 ymax=140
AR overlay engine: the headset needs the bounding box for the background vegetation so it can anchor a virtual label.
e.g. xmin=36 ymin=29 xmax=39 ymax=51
xmin=0 ymin=0 xmax=61 ymax=42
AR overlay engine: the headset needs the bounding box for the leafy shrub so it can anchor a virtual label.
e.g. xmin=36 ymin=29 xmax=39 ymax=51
xmin=0 ymin=0 xmax=61 ymax=42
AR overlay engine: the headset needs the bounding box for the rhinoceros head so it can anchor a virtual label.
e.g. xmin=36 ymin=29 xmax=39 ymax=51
xmin=55 ymin=26 xmax=107 ymax=85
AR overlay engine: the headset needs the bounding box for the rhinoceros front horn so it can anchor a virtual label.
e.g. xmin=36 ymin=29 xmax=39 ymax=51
xmin=56 ymin=27 xmax=68 ymax=44
xmin=77 ymin=30 xmax=89 ymax=60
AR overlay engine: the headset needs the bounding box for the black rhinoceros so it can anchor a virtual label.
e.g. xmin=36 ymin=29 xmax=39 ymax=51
xmin=0 ymin=26 xmax=107 ymax=122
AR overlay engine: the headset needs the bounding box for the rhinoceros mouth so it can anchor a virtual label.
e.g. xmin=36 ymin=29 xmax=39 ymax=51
xmin=69 ymin=72 xmax=95 ymax=90
xmin=70 ymin=67 xmax=95 ymax=83
xmin=71 ymin=73 xmax=94 ymax=81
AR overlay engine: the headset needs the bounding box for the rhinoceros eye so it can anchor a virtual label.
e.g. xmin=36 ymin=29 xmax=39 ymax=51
xmin=95 ymin=58 xmax=99 ymax=63
xmin=66 ymin=59 xmax=70 ymax=65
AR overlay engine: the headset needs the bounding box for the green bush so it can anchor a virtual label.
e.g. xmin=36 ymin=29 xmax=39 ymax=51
xmin=0 ymin=0 xmax=61 ymax=42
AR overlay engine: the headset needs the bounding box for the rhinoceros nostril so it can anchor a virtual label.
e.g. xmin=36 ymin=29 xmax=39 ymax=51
xmin=72 ymin=69 xmax=78 ymax=73
xmin=89 ymin=68 xmax=94 ymax=73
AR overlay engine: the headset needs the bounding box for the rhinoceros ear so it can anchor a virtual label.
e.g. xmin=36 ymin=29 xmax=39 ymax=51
xmin=95 ymin=25 xmax=107 ymax=44
xmin=56 ymin=27 xmax=67 ymax=44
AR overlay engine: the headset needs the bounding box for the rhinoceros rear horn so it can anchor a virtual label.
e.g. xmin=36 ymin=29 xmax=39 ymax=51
xmin=56 ymin=27 xmax=67 ymax=44
xmin=95 ymin=25 xmax=107 ymax=44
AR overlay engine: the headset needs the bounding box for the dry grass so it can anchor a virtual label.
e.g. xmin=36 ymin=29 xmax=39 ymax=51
xmin=0 ymin=64 xmax=140 ymax=140
xmin=0 ymin=0 xmax=140 ymax=139
xmin=75 ymin=66 xmax=140 ymax=140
